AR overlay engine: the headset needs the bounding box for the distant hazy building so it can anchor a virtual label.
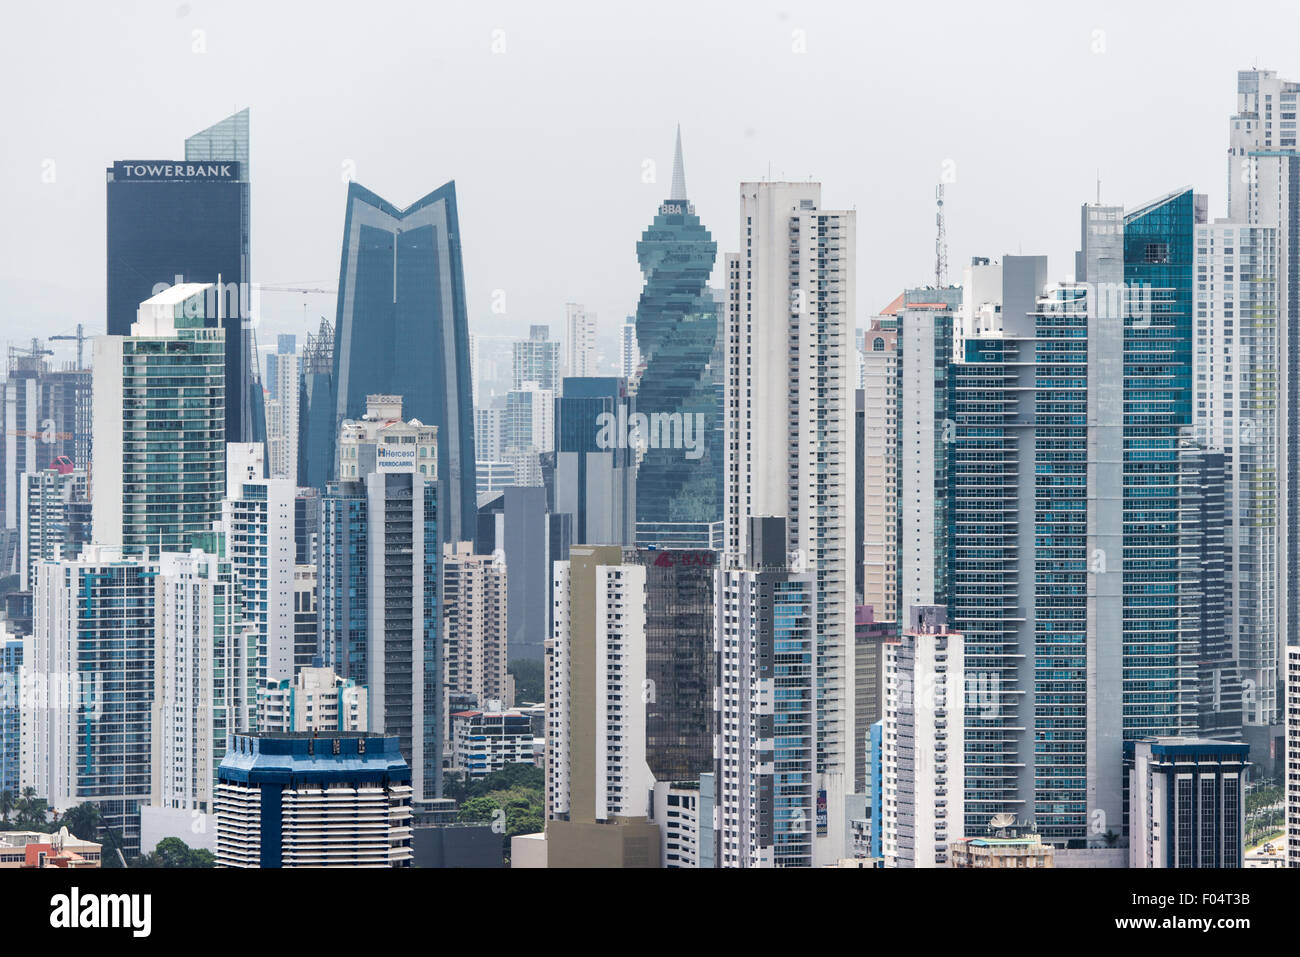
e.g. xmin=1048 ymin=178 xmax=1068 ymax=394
xmin=513 ymin=325 xmax=561 ymax=394
xmin=1128 ymin=737 xmax=1248 ymax=868
xmin=215 ymin=732 xmax=413 ymax=868
xmin=265 ymin=339 xmax=300 ymax=484
xmin=548 ymin=377 xmax=636 ymax=546
xmin=475 ymin=486 xmax=571 ymax=664
xmin=474 ymin=406 xmax=506 ymax=463
xmin=620 ymin=314 xmax=639 ymax=382
xmin=257 ymin=666 xmax=367 ymax=734
xmin=20 ymin=463 xmax=89 ymax=591
xmin=1 ymin=355 xmax=92 ymax=544
xmin=442 ymin=543 xmax=509 ymax=719
xmin=505 ymin=381 xmax=554 ymax=455
xmin=564 ymin=303 xmax=598 ymax=379
xmin=92 ymin=284 xmax=226 ymax=557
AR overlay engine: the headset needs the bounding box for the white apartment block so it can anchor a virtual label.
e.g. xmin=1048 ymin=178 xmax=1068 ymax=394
xmin=474 ymin=406 xmax=505 ymax=462
xmin=1193 ymin=221 xmax=1281 ymax=727
xmin=442 ymin=542 xmax=509 ymax=718
xmin=151 ymin=548 xmax=257 ymax=814
xmin=266 ymin=347 xmax=300 ymax=483
xmin=224 ymin=443 xmax=296 ymax=683
xmin=547 ymin=546 xmax=650 ymax=823
xmin=860 ymin=320 xmax=897 ymax=622
xmin=449 ymin=709 xmax=534 ymax=779
xmin=564 ymin=303 xmax=599 ymax=378
xmin=723 ymin=181 xmax=856 ymax=865
xmin=1288 ymin=646 xmax=1300 ymax=867
xmin=652 ymin=780 xmax=701 ymax=868
xmin=883 ymin=605 xmax=964 ymax=868
xmin=257 ymin=666 xmax=368 ymax=734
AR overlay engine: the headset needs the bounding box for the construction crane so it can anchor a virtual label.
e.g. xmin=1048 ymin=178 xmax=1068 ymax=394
xmin=8 ymin=338 xmax=52 ymax=374
xmin=259 ymin=284 xmax=336 ymax=295
xmin=49 ymin=323 xmax=88 ymax=370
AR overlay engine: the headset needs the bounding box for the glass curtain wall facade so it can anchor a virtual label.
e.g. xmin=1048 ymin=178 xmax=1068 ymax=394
xmin=323 ymin=181 xmax=475 ymax=543
xmin=633 ymin=130 xmax=721 ymax=548
xmin=107 ymin=110 xmax=253 ymax=443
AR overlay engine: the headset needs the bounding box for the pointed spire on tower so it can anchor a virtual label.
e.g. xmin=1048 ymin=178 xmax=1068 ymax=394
xmin=669 ymin=124 xmax=688 ymax=201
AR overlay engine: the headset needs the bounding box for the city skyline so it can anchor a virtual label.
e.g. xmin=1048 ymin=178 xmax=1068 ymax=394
xmin=4 ymin=2 xmax=1298 ymax=362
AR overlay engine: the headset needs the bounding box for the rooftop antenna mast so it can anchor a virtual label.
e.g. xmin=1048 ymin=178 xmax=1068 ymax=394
xmin=935 ymin=182 xmax=949 ymax=288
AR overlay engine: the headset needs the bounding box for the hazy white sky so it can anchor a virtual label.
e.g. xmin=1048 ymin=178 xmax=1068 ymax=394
xmin=2 ymin=0 xmax=1297 ymax=366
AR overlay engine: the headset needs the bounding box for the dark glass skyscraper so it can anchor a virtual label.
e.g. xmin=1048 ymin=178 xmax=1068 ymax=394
xmin=315 ymin=181 xmax=476 ymax=542
xmin=633 ymin=129 xmax=721 ymax=548
xmin=106 ymin=109 xmax=256 ymax=444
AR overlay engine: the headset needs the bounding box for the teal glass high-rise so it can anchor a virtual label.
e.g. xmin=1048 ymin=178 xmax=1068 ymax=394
xmin=307 ymin=181 xmax=476 ymax=543
xmin=633 ymin=128 xmax=721 ymax=548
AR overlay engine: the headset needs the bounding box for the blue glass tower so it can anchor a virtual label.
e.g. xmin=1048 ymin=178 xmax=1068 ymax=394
xmin=633 ymin=129 xmax=721 ymax=548
xmin=1122 ymin=188 xmax=1198 ymax=741
xmin=106 ymin=109 xmax=257 ymax=444
xmin=321 ymin=181 xmax=476 ymax=542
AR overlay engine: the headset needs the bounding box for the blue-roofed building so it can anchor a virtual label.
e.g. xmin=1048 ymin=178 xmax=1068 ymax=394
xmin=214 ymin=732 xmax=412 ymax=868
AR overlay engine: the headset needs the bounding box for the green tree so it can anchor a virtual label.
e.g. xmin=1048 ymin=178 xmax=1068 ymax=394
xmin=57 ymin=803 xmax=102 ymax=843
xmin=457 ymin=796 xmax=500 ymax=825
xmin=0 ymin=789 xmax=14 ymax=825
xmin=149 ymin=836 xmax=214 ymax=868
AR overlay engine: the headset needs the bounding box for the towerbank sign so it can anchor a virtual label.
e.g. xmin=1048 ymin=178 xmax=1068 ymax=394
xmin=111 ymin=160 xmax=241 ymax=181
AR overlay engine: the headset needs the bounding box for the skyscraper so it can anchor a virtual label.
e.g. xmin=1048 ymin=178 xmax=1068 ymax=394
xmin=714 ymin=516 xmax=815 ymax=867
xmin=564 ymin=304 xmax=598 ymax=379
xmin=1225 ymin=67 xmax=1294 ymax=741
xmin=546 ymin=544 xmax=659 ymax=867
xmin=265 ymin=337 xmax=300 ymax=483
xmin=321 ymin=181 xmax=476 ymax=543
xmin=107 ymin=109 xmax=256 ymax=444
xmin=633 ymin=128 xmax=721 ymax=549
xmin=215 ymin=732 xmax=413 ymax=868
xmin=883 ymin=605 xmax=965 ymax=868
xmin=548 ymin=377 xmax=637 ymax=546
xmin=92 ymin=284 xmax=226 ymax=558
xmin=20 ymin=463 xmax=90 ymax=591
xmin=25 ymin=546 xmax=157 ymax=855
xmin=223 ymin=443 xmax=296 ymax=684
xmin=442 ymin=542 xmax=509 ymax=714
xmin=512 ymin=325 xmax=561 ymax=394
xmin=723 ymin=182 xmax=856 ymax=864
xmin=318 ymin=396 xmax=442 ymax=800
xmin=148 ymin=543 xmax=257 ymax=832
